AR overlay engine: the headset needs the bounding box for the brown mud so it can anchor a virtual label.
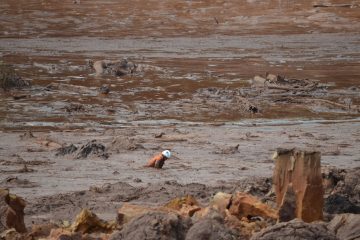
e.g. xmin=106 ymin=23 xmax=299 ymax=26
xmin=0 ymin=0 xmax=360 ymax=233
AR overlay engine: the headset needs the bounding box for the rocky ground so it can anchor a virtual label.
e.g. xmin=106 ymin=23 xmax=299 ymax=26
xmin=0 ymin=0 xmax=360 ymax=239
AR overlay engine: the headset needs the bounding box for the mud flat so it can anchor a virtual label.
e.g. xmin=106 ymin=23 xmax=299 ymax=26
xmin=0 ymin=0 xmax=360 ymax=239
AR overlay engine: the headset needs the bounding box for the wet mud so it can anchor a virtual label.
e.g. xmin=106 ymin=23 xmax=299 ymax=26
xmin=0 ymin=0 xmax=359 ymax=233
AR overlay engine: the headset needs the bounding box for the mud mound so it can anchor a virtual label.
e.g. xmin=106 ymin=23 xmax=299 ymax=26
xmin=110 ymin=212 xmax=191 ymax=240
xmin=251 ymin=74 xmax=319 ymax=92
xmin=328 ymin=214 xmax=360 ymax=240
xmin=90 ymin=59 xmax=136 ymax=76
xmin=250 ymin=219 xmax=337 ymax=240
xmin=76 ymin=140 xmax=109 ymax=159
xmin=108 ymin=137 xmax=144 ymax=153
xmin=185 ymin=214 xmax=240 ymax=240
xmin=0 ymin=63 xmax=30 ymax=91
xmin=324 ymin=194 xmax=360 ymax=214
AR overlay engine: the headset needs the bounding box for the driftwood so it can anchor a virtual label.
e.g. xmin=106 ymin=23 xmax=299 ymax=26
xmin=313 ymin=3 xmax=355 ymax=8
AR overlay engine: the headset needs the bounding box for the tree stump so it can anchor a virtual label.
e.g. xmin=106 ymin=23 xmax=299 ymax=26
xmin=272 ymin=148 xmax=323 ymax=222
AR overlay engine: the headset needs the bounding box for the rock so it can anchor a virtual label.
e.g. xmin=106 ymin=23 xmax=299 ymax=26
xmin=252 ymin=76 xmax=267 ymax=86
xmin=117 ymin=204 xmax=157 ymax=225
xmin=112 ymin=212 xmax=191 ymax=240
xmin=164 ymin=195 xmax=201 ymax=217
xmin=185 ymin=215 xmax=239 ymax=240
xmin=273 ymin=148 xmax=324 ymax=222
xmin=70 ymin=209 xmax=116 ymax=234
xmin=76 ymin=140 xmax=109 ymax=159
xmin=327 ymin=213 xmax=360 ymax=240
xmin=164 ymin=195 xmax=199 ymax=210
xmin=228 ymin=192 xmax=278 ymax=220
xmin=251 ymin=219 xmax=337 ymax=240
xmin=209 ymin=192 xmax=232 ymax=215
xmin=324 ymin=194 xmax=360 ymax=214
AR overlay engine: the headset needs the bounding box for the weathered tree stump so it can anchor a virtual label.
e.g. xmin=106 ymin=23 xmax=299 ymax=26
xmin=272 ymin=148 xmax=323 ymax=222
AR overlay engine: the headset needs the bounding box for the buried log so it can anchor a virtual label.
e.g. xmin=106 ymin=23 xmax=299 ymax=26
xmin=272 ymin=148 xmax=324 ymax=223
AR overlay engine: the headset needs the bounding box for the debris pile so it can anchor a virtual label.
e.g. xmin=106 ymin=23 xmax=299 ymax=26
xmin=194 ymin=87 xmax=259 ymax=115
xmin=55 ymin=140 xmax=109 ymax=159
xmin=322 ymin=167 xmax=360 ymax=214
xmin=0 ymin=63 xmax=30 ymax=91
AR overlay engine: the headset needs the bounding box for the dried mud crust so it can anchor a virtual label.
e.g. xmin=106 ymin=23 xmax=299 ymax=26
xmin=23 ymin=177 xmax=273 ymax=227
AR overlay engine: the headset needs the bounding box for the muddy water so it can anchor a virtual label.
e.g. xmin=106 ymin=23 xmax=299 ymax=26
xmin=0 ymin=0 xmax=360 ymax=202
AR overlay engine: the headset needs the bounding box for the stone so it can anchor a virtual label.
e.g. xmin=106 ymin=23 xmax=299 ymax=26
xmin=252 ymin=76 xmax=267 ymax=86
xmin=228 ymin=192 xmax=278 ymax=220
xmin=273 ymin=148 xmax=324 ymax=222
xmin=327 ymin=213 xmax=360 ymax=240
xmin=164 ymin=195 xmax=201 ymax=217
xmin=185 ymin=216 xmax=239 ymax=240
xmin=250 ymin=219 xmax=337 ymax=240
xmin=117 ymin=204 xmax=157 ymax=225
xmin=112 ymin=212 xmax=191 ymax=240
xmin=209 ymin=192 xmax=232 ymax=215
xmin=70 ymin=209 xmax=116 ymax=234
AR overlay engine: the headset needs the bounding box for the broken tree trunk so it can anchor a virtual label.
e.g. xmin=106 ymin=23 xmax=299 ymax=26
xmin=272 ymin=148 xmax=324 ymax=223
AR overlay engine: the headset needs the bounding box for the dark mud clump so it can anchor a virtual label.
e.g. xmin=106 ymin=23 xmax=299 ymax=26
xmin=55 ymin=144 xmax=78 ymax=156
xmin=76 ymin=140 xmax=109 ymax=159
xmin=322 ymin=167 xmax=360 ymax=214
xmin=0 ymin=63 xmax=30 ymax=90
xmin=64 ymin=103 xmax=86 ymax=113
xmin=324 ymin=194 xmax=360 ymax=214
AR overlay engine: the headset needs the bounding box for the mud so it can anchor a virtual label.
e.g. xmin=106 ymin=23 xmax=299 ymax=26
xmin=0 ymin=0 xmax=359 ymax=237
